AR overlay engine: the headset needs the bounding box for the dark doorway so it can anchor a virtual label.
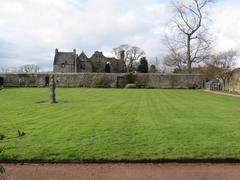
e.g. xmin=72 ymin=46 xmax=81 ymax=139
xmin=117 ymin=76 xmax=125 ymax=88
xmin=0 ymin=77 xmax=3 ymax=86
xmin=105 ymin=63 xmax=111 ymax=73
xmin=45 ymin=77 xmax=49 ymax=87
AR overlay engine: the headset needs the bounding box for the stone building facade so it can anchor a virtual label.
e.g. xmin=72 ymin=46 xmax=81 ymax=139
xmin=53 ymin=49 xmax=126 ymax=73
xmin=229 ymin=68 xmax=240 ymax=94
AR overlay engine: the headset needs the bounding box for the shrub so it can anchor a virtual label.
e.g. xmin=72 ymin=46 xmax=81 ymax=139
xmin=188 ymin=83 xmax=200 ymax=89
xmin=126 ymin=73 xmax=136 ymax=84
xmin=91 ymin=76 xmax=112 ymax=88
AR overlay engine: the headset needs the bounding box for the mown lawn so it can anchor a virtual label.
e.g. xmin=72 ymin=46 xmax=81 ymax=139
xmin=0 ymin=88 xmax=240 ymax=162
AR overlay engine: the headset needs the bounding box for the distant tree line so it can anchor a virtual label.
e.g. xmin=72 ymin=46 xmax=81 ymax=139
xmin=0 ymin=64 xmax=40 ymax=73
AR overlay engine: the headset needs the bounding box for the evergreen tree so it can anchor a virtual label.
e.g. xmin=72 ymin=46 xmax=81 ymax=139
xmin=137 ymin=57 xmax=148 ymax=73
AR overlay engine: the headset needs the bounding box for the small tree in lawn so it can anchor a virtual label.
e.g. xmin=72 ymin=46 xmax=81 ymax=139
xmin=50 ymin=75 xmax=57 ymax=104
xmin=137 ymin=57 xmax=149 ymax=73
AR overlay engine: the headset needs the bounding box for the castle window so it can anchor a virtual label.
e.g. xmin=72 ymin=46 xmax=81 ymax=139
xmin=45 ymin=77 xmax=49 ymax=87
xmin=80 ymin=62 xmax=85 ymax=69
xmin=61 ymin=63 xmax=65 ymax=68
xmin=97 ymin=62 xmax=101 ymax=67
xmin=105 ymin=62 xmax=111 ymax=73
xmin=116 ymin=62 xmax=119 ymax=72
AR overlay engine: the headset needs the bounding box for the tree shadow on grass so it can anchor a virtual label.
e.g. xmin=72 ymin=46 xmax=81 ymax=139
xmin=0 ymin=132 xmax=26 ymax=143
xmin=36 ymin=100 xmax=69 ymax=105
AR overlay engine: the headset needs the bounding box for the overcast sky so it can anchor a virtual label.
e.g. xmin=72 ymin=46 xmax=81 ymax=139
xmin=0 ymin=0 xmax=239 ymax=71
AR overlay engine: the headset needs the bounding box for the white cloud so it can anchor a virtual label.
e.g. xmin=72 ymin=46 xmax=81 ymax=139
xmin=210 ymin=2 xmax=240 ymax=52
xmin=0 ymin=0 xmax=240 ymax=71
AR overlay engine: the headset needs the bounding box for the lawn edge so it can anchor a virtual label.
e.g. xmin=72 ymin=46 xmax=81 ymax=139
xmin=1 ymin=158 xmax=240 ymax=164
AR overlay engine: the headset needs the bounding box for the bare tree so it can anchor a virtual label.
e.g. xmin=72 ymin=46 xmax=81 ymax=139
xmin=151 ymin=57 xmax=168 ymax=74
xmin=0 ymin=67 xmax=11 ymax=73
xmin=113 ymin=44 xmax=145 ymax=72
xmin=214 ymin=50 xmax=238 ymax=91
xmin=203 ymin=50 xmax=238 ymax=90
xmin=164 ymin=53 xmax=184 ymax=70
xmin=201 ymin=63 xmax=219 ymax=81
xmin=19 ymin=64 xmax=40 ymax=73
xmin=0 ymin=65 xmax=40 ymax=73
xmin=165 ymin=0 xmax=212 ymax=73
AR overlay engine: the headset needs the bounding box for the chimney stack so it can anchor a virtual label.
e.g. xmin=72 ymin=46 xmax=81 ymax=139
xmin=120 ymin=50 xmax=125 ymax=61
xmin=73 ymin=49 xmax=77 ymax=73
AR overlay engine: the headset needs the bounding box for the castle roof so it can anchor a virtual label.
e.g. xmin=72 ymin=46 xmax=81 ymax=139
xmin=90 ymin=51 xmax=105 ymax=59
xmin=54 ymin=52 xmax=76 ymax=65
xmin=79 ymin=52 xmax=88 ymax=60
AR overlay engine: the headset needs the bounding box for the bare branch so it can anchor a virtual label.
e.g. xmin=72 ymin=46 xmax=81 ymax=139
xmin=113 ymin=44 xmax=145 ymax=72
xmin=165 ymin=0 xmax=211 ymax=73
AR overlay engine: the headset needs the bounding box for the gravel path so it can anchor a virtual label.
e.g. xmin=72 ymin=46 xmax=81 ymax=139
xmin=1 ymin=163 xmax=240 ymax=180
xmin=203 ymin=90 xmax=240 ymax=97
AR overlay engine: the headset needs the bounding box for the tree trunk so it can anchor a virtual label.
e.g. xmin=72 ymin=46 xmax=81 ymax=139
xmin=223 ymin=79 xmax=226 ymax=91
xmin=50 ymin=75 xmax=57 ymax=104
xmin=187 ymin=35 xmax=192 ymax=74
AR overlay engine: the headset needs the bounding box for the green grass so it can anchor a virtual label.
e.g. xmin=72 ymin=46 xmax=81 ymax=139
xmin=0 ymin=88 xmax=240 ymax=162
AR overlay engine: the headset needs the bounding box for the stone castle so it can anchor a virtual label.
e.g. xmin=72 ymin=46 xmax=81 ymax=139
xmin=53 ymin=49 xmax=126 ymax=73
xmin=0 ymin=49 xmax=206 ymax=89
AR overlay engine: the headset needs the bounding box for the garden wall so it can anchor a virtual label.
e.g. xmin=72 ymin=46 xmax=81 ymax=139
xmin=0 ymin=73 xmax=204 ymax=89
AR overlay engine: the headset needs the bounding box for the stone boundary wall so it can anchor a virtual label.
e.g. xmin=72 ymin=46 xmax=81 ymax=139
xmin=0 ymin=73 xmax=204 ymax=89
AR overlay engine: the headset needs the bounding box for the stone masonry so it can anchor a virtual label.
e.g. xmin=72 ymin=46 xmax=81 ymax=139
xmin=53 ymin=49 xmax=126 ymax=73
xmin=229 ymin=68 xmax=240 ymax=94
xmin=0 ymin=73 xmax=204 ymax=89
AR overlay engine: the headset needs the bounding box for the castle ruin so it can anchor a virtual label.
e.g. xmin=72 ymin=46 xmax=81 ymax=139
xmin=53 ymin=49 xmax=126 ymax=73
